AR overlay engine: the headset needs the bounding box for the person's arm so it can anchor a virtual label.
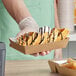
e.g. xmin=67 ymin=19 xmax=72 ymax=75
xmin=2 ymin=0 xmax=31 ymax=23
xmin=2 ymin=0 xmax=39 ymax=33
xmin=2 ymin=0 xmax=50 ymax=56
xmin=54 ymin=0 xmax=59 ymax=28
xmin=54 ymin=0 xmax=62 ymax=59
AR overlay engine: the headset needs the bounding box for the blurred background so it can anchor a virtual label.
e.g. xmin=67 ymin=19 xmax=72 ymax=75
xmin=62 ymin=0 xmax=76 ymax=59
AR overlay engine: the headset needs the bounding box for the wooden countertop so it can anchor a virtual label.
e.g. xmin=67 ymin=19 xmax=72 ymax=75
xmin=5 ymin=60 xmax=61 ymax=76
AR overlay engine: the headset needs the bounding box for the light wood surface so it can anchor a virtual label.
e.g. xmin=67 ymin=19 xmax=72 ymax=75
xmin=5 ymin=60 xmax=61 ymax=76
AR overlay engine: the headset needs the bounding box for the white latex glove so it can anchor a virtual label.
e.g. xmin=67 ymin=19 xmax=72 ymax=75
xmin=17 ymin=17 xmax=39 ymax=38
xmin=16 ymin=17 xmax=50 ymax=56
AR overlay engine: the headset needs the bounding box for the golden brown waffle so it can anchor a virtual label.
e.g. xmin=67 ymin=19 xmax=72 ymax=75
xmin=16 ymin=27 xmax=69 ymax=46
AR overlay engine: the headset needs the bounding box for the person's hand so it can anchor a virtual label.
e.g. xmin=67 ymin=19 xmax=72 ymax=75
xmin=31 ymin=51 xmax=50 ymax=56
xmin=16 ymin=17 xmax=39 ymax=38
xmin=16 ymin=17 xmax=50 ymax=56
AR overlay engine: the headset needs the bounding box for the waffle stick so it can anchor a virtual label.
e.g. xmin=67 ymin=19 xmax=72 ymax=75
xmin=55 ymin=28 xmax=69 ymax=41
xmin=27 ymin=32 xmax=34 ymax=45
xmin=32 ymin=33 xmax=41 ymax=45
xmin=17 ymin=34 xmax=27 ymax=46
xmin=40 ymin=26 xmax=50 ymax=44
xmin=49 ymin=28 xmax=59 ymax=42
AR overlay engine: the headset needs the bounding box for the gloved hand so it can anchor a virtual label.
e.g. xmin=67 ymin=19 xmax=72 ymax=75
xmin=17 ymin=17 xmax=39 ymax=38
xmin=16 ymin=17 xmax=50 ymax=56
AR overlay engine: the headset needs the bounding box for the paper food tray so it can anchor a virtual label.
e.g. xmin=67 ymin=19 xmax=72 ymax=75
xmin=48 ymin=59 xmax=76 ymax=76
xmin=9 ymin=38 xmax=69 ymax=54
